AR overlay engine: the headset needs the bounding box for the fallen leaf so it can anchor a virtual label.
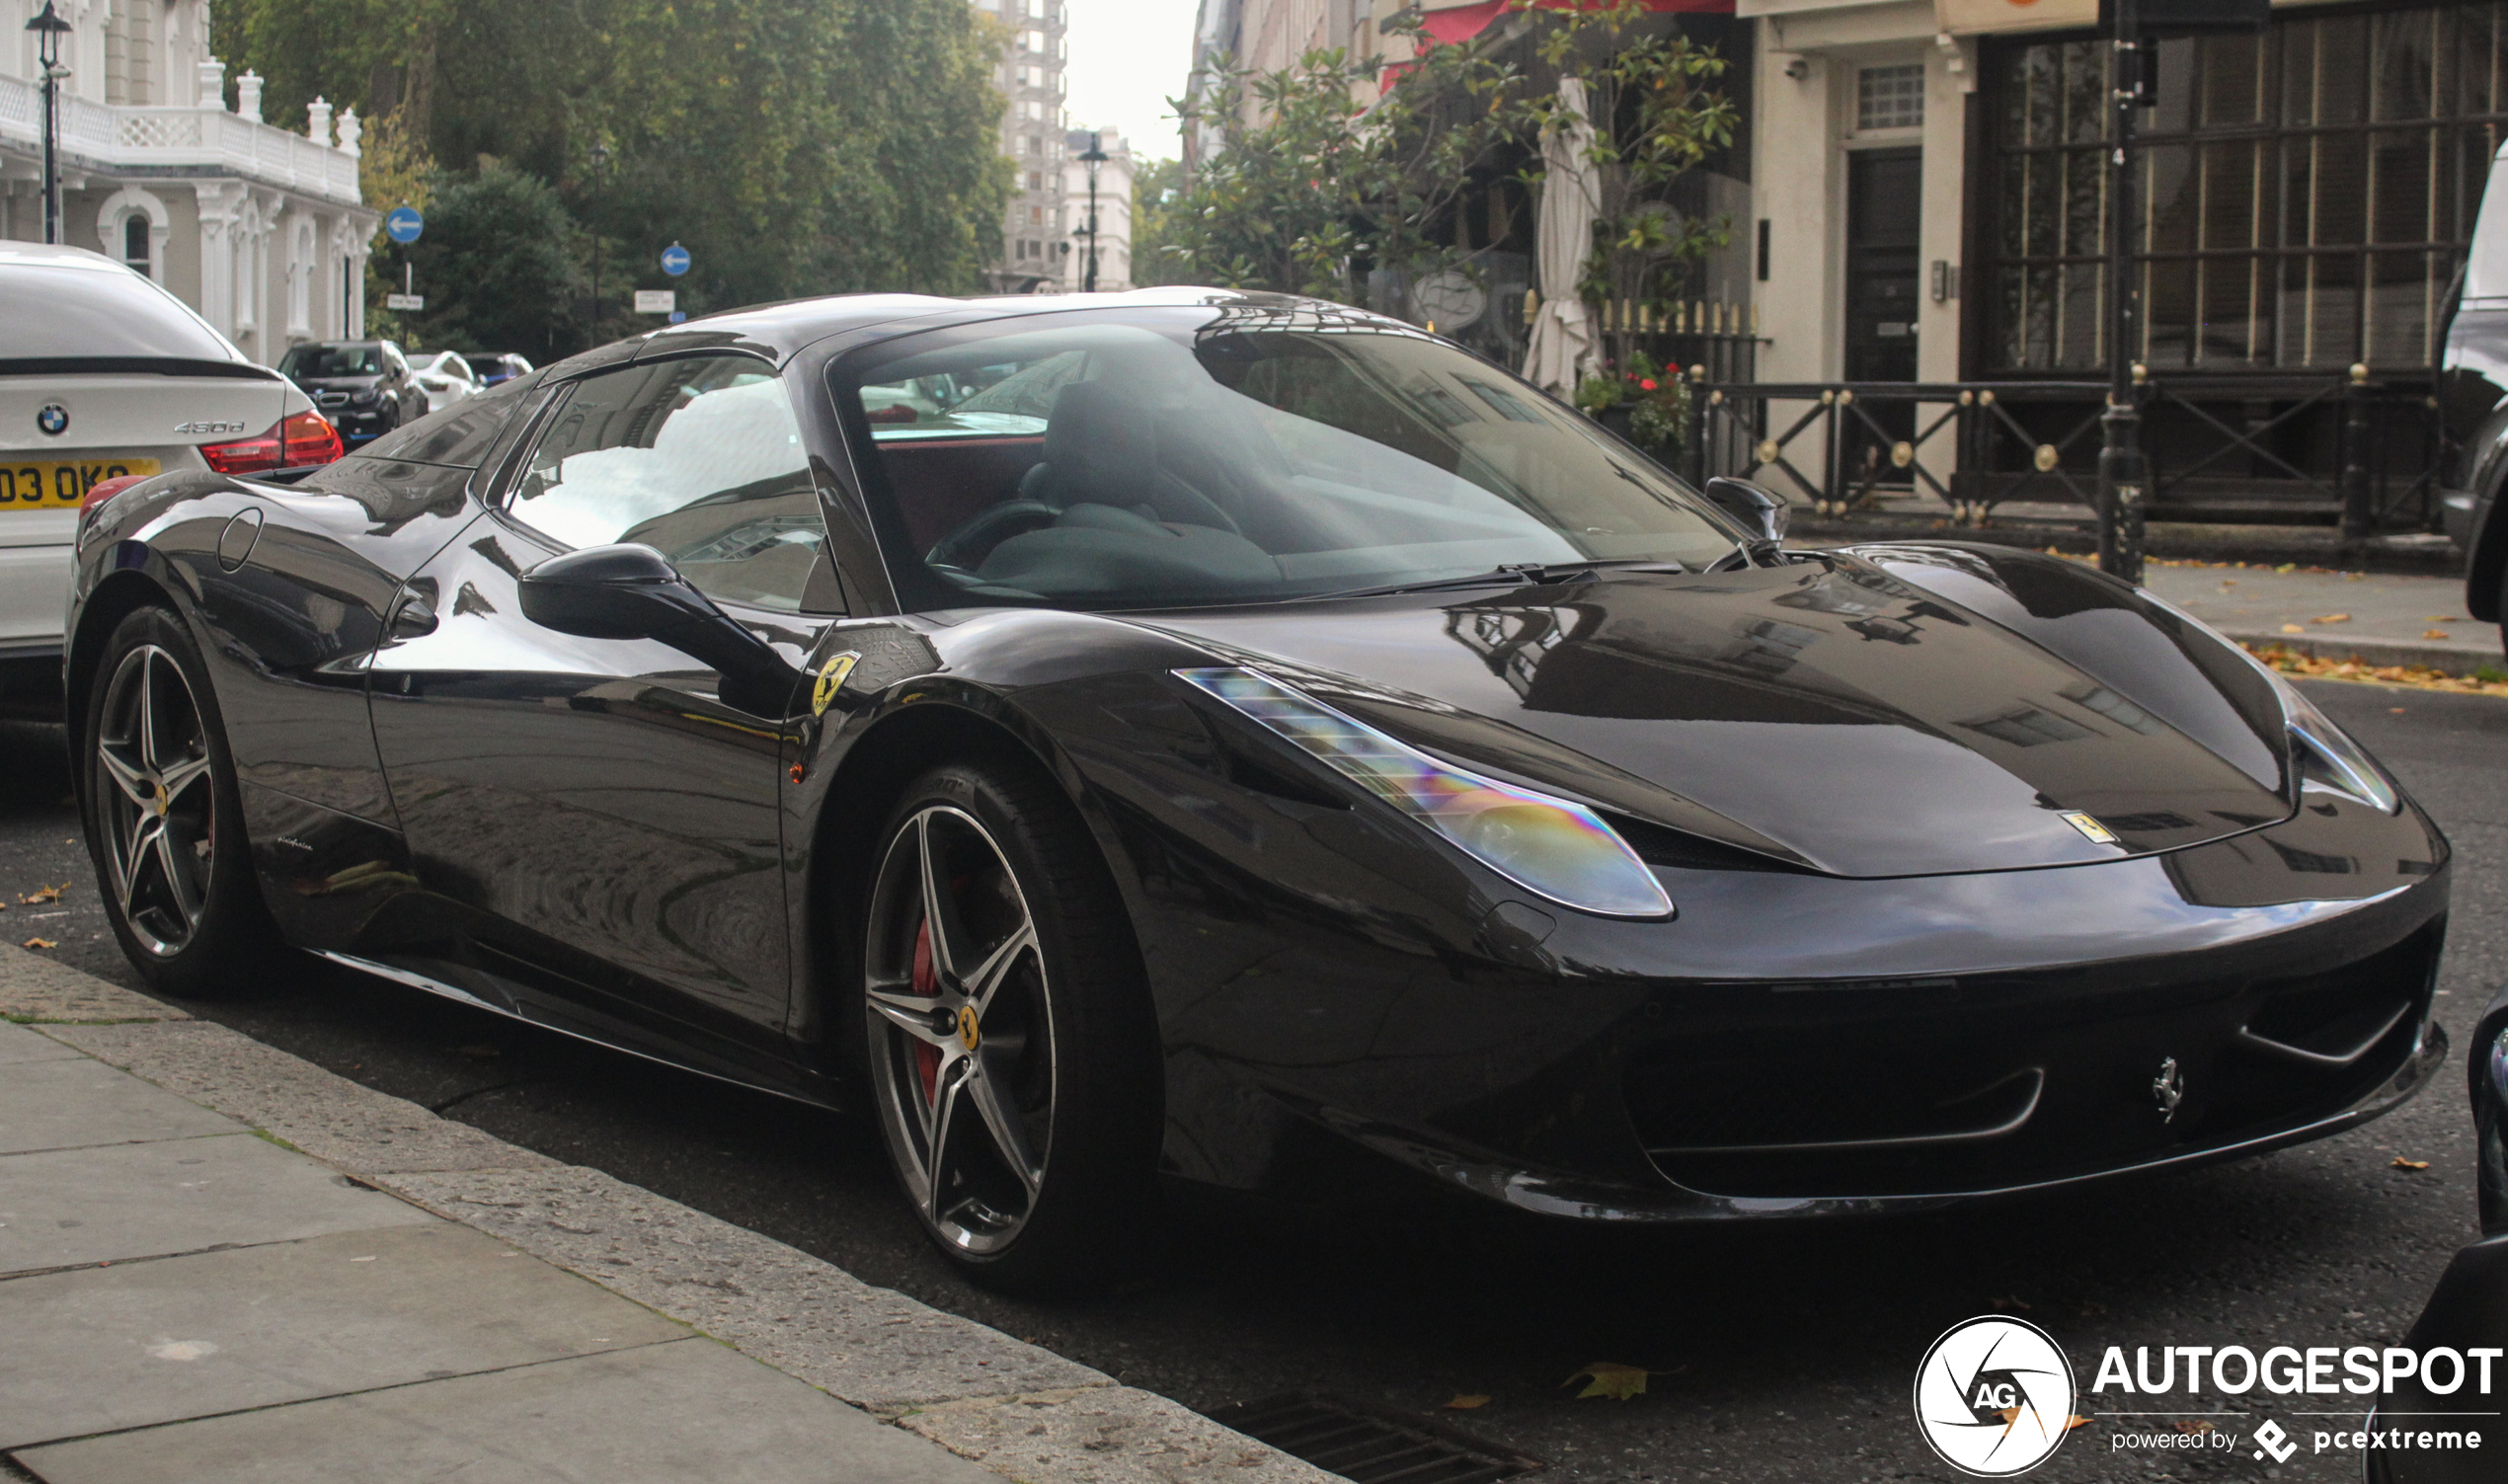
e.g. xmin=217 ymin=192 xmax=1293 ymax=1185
xmin=2393 ymin=1157 xmax=2431 ymax=1171
xmin=2428 ymin=615 xmax=2457 ymax=623
xmin=1564 ymin=1362 xmax=1652 ymax=1401
xmin=2312 ymin=613 xmax=2352 ymax=624
xmin=22 ymin=937 xmax=55 ymax=950
xmin=2280 ymin=623 xmax=2307 ymax=634
xmin=2276 ymin=563 xmax=2297 ymax=574
xmin=2173 ymin=1419 xmax=2217 ymax=1435
xmin=2068 ymin=1415 xmax=2094 ymax=1431
xmin=2426 ymin=629 xmax=2453 ymax=640
xmin=2391 ymin=708 xmax=2407 ymax=714
xmin=19 ymin=882 xmax=66 ymax=905
xmin=1445 ymin=1394 xmax=1491 ymax=1410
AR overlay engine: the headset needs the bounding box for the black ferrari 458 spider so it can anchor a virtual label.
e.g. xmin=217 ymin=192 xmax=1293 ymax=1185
xmin=65 ymin=289 xmax=2450 ymax=1291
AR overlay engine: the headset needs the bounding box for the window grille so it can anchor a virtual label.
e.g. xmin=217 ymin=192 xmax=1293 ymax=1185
xmin=1980 ymin=1 xmax=2508 ymax=373
xmin=1858 ymin=64 xmax=1925 ymax=132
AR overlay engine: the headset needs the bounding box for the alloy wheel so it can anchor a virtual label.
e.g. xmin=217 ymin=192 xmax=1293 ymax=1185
xmin=864 ymin=805 xmax=1057 ymax=1255
xmin=94 ymin=644 xmax=217 ymax=956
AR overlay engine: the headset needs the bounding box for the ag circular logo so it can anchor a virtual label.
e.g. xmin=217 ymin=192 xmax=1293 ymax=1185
xmin=36 ymin=403 xmax=67 ymax=436
xmin=1914 ymin=1316 xmax=2078 ymax=1476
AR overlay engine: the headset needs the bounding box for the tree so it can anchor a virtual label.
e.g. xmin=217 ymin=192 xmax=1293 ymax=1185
xmin=1162 ymin=1 xmax=1734 ymax=316
xmin=216 ymin=0 xmax=1012 ymax=345
xmin=1128 ymin=157 xmax=1192 ymax=287
xmin=402 ymin=160 xmax=587 ymax=359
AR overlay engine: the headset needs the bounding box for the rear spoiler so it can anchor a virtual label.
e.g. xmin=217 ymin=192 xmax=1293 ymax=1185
xmin=0 ymin=357 xmax=283 ymax=381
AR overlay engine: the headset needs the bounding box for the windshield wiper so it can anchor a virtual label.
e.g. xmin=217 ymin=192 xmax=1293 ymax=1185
xmin=1305 ymin=558 xmax=1686 ymax=602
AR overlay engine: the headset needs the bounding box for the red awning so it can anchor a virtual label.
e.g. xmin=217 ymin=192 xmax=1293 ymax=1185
xmin=1420 ymin=0 xmax=1736 ymax=48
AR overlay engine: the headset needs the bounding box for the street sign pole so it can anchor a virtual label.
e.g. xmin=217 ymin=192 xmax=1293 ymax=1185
xmin=2097 ymin=0 xmax=2147 ymax=585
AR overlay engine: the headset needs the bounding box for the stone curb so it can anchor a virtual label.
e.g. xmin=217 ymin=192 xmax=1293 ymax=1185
xmin=0 ymin=941 xmax=191 ymax=1023
xmin=9 ymin=959 xmax=1333 ymax=1484
xmin=2221 ymin=628 xmax=2504 ymax=678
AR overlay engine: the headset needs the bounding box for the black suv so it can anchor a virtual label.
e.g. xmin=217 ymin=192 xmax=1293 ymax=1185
xmin=275 ymin=341 xmax=431 ymax=444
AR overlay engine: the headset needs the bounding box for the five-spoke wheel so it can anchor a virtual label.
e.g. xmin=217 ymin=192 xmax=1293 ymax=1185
xmin=94 ymin=643 xmax=217 ymax=956
xmin=865 ymin=804 xmax=1056 ymax=1255
xmin=81 ymin=606 xmax=278 ymax=996
xmin=860 ymin=762 xmax=1162 ymax=1292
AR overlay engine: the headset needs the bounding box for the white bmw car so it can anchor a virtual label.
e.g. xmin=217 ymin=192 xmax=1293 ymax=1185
xmin=0 ymin=244 xmax=339 ymax=707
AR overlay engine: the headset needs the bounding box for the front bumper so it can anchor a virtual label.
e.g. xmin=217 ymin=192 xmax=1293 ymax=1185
xmin=1149 ymin=786 xmax=2453 ymax=1222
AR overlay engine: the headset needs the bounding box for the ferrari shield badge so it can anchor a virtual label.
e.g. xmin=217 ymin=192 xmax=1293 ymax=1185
xmin=2060 ymin=812 xmax=2118 ymax=845
xmin=811 ymin=652 xmax=861 ymax=716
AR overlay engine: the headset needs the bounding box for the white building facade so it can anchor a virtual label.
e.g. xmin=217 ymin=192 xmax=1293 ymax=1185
xmin=3 ymin=0 xmax=376 ymax=364
xmin=1748 ymin=0 xmax=2501 ymax=388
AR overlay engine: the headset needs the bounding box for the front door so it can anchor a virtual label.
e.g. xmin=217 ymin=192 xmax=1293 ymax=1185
xmin=367 ymin=353 xmax=841 ymax=1063
xmin=1843 ymin=148 xmax=1922 ymax=483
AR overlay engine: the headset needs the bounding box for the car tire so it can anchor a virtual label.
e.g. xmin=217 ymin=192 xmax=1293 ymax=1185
xmin=79 ymin=606 xmax=284 ymax=998
xmin=858 ymin=758 xmax=1163 ymax=1294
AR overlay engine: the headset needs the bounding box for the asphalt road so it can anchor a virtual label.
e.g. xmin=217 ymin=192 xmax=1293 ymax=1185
xmin=5 ymin=678 xmax=2499 ymax=1483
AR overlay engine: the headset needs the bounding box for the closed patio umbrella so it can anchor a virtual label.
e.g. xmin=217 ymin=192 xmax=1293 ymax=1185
xmin=1524 ymin=75 xmax=1600 ymax=398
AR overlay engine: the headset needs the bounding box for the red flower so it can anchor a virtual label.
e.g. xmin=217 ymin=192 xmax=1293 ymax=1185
xmin=1639 ymin=378 xmax=1658 ymax=391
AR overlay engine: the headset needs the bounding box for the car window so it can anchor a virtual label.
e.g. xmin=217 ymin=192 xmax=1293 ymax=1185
xmin=446 ymin=355 xmax=473 ymax=382
xmin=509 ymin=355 xmax=824 ymax=612
xmin=836 ymin=307 xmax=1743 ymax=612
xmin=279 ymin=345 xmax=383 ymax=378
xmin=0 ymin=259 xmax=246 ymax=363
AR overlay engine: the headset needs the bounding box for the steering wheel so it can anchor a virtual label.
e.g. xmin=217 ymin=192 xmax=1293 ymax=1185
xmin=926 ymin=500 xmax=1060 ymax=571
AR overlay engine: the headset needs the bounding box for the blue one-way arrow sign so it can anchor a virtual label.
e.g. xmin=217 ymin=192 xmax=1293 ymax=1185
xmin=661 ymin=243 xmax=690 ymax=277
xmin=384 ymin=206 xmax=424 ymax=245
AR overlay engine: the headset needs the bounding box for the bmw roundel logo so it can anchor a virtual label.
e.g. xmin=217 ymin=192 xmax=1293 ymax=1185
xmin=36 ymin=404 xmax=67 ymax=436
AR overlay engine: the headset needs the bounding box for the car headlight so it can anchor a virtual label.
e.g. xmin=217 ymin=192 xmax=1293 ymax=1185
xmin=350 ymin=389 xmax=379 ymax=407
xmin=1178 ymin=666 xmax=1674 ymax=919
xmin=2246 ymin=660 xmax=2399 ymax=814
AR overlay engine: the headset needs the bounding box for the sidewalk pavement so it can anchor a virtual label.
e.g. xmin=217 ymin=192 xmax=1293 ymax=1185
xmin=2133 ymin=560 xmax=2501 ymax=675
xmin=0 ymin=946 xmax=1332 ymax=1484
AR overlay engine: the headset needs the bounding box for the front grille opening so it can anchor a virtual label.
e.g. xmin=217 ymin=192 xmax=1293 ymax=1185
xmin=1205 ymin=1392 xmax=1539 ymax=1484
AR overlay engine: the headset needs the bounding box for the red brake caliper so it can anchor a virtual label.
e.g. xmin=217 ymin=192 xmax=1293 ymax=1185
xmin=911 ymin=919 xmax=941 ymax=1105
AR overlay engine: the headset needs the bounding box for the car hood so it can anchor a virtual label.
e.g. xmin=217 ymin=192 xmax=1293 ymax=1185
xmin=293 ymin=376 xmax=384 ymax=392
xmin=1136 ymin=545 xmax=2299 ymax=879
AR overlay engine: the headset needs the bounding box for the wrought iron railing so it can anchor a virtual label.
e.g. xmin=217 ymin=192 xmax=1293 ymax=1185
xmin=1675 ymin=369 xmax=2445 ymax=538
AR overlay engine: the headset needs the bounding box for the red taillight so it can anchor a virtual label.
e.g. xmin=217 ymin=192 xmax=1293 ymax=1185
xmin=78 ymin=474 xmax=150 ymax=516
xmin=200 ymin=411 xmax=344 ymax=475
xmin=280 ymin=409 xmax=344 ymax=467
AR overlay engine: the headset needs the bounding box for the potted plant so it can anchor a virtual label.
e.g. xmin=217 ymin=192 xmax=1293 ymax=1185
xmin=1575 ymin=351 xmax=1690 ymax=463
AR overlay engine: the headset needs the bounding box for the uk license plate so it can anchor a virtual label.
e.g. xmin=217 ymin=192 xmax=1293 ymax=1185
xmin=0 ymin=457 xmax=161 ymax=510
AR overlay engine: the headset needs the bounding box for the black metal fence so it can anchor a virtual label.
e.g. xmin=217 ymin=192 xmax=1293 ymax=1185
xmin=1673 ymin=370 xmax=2447 ymax=538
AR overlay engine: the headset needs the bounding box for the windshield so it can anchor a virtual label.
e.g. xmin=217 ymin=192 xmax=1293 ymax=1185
xmin=837 ymin=304 xmax=1742 ymax=611
xmin=280 ymin=345 xmax=384 ymax=378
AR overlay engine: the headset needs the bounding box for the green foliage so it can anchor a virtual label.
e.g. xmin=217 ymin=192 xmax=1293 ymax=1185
xmin=1161 ymin=0 xmax=1734 ymax=313
xmin=1575 ymin=350 xmax=1688 ymax=455
xmin=218 ymin=0 xmax=1012 ymax=353
xmin=402 ymin=160 xmax=587 ymax=358
xmin=1128 ymin=157 xmax=1192 ymax=288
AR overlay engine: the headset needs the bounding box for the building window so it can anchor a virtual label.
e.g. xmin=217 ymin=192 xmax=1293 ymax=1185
xmin=1025 ymin=29 xmax=1045 ymax=52
xmin=1858 ymin=63 xmax=1924 ymax=131
xmin=1030 ymin=205 xmax=1045 ymax=224
xmin=1981 ymin=2 xmax=2508 ymax=373
xmin=122 ymin=215 xmax=152 ymax=278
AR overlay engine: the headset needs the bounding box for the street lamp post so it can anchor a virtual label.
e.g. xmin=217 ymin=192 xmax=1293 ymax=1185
xmin=1077 ymin=134 xmax=1108 ymax=293
xmin=25 ymin=1 xmax=72 ymax=248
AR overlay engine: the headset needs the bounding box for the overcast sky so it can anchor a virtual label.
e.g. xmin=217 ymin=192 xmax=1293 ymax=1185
xmin=1063 ymin=0 xmax=1198 ymax=163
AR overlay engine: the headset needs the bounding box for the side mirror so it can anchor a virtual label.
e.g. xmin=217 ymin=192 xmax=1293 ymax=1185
xmin=518 ymin=543 xmax=804 ymax=714
xmin=1703 ymin=477 xmax=1789 ymax=549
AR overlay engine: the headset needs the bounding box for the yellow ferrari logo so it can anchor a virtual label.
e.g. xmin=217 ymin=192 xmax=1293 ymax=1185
xmin=811 ymin=652 xmax=861 ymax=716
xmin=2061 ymin=812 xmax=2118 ymax=845
xmin=956 ymin=1004 xmax=980 ymax=1052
